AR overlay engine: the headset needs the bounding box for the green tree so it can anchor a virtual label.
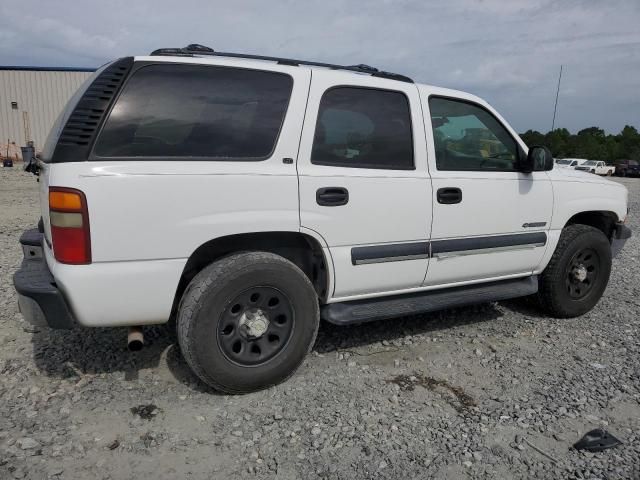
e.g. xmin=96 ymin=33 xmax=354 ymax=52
xmin=577 ymin=127 xmax=605 ymax=138
xmin=619 ymin=125 xmax=640 ymax=161
xmin=545 ymin=128 xmax=571 ymax=157
xmin=521 ymin=129 xmax=545 ymax=147
xmin=519 ymin=125 xmax=640 ymax=161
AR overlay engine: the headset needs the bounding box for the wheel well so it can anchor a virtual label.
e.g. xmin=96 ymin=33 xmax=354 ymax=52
xmin=565 ymin=211 xmax=617 ymax=239
xmin=171 ymin=232 xmax=329 ymax=319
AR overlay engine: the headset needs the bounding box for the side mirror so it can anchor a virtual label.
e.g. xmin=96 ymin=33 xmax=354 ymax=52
xmin=521 ymin=145 xmax=554 ymax=173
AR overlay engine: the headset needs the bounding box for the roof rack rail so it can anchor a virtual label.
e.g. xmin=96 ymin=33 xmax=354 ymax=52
xmin=149 ymin=44 xmax=413 ymax=83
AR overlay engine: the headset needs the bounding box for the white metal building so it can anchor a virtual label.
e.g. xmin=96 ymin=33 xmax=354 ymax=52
xmin=1 ymin=66 xmax=95 ymax=156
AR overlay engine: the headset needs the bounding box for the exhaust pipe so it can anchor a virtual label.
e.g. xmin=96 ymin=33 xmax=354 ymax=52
xmin=128 ymin=327 xmax=144 ymax=351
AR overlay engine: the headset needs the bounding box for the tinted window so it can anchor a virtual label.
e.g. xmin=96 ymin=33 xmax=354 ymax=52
xmin=311 ymin=87 xmax=413 ymax=170
xmin=430 ymin=97 xmax=519 ymax=171
xmin=94 ymin=64 xmax=292 ymax=159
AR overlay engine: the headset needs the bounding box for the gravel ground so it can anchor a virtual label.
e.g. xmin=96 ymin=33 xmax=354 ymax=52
xmin=1 ymin=167 xmax=639 ymax=480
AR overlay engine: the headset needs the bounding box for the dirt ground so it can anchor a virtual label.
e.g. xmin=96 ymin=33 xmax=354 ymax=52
xmin=1 ymin=167 xmax=639 ymax=479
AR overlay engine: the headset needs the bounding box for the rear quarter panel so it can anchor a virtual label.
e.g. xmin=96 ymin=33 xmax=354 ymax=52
xmin=44 ymin=160 xmax=303 ymax=327
xmin=48 ymin=161 xmax=300 ymax=262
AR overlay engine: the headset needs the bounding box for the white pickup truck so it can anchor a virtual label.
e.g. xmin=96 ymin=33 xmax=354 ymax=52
xmin=555 ymin=158 xmax=589 ymax=169
xmin=575 ymin=160 xmax=616 ymax=176
xmin=14 ymin=45 xmax=631 ymax=393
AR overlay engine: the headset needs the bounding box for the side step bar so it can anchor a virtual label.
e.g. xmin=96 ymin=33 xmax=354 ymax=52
xmin=321 ymin=276 xmax=538 ymax=326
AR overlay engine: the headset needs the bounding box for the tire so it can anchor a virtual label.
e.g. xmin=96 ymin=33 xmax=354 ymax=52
xmin=590 ymin=169 xmax=595 ymax=174
xmin=177 ymin=252 xmax=319 ymax=393
xmin=538 ymin=224 xmax=612 ymax=318
xmin=606 ymin=170 xmax=612 ymax=176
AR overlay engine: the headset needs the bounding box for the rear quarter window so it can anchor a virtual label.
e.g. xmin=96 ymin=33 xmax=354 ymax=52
xmin=93 ymin=63 xmax=293 ymax=160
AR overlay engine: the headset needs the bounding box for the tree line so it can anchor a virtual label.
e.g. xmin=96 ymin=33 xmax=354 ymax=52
xmin=520 ymin=126 xmax=640 ymax=163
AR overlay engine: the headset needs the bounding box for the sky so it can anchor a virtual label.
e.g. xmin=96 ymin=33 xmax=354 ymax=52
xmin=1 ymin=0 xmax=638 ymax=134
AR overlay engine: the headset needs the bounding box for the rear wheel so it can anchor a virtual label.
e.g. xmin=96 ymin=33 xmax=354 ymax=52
xmin=177 ymin=252 xmax=319 ymax=393
xmin=538 ymin=224 xmax=611 ymax=318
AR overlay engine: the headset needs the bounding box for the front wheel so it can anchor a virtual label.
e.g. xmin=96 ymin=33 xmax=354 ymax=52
xmin=177 ymin=252 xmax=320 ymax=393
xmin=537 ymin=224 xmax=612 ymax=318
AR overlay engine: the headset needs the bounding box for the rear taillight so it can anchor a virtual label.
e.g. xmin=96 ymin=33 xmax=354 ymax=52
xmin=49 ymin=187 xmax=91 ymax=264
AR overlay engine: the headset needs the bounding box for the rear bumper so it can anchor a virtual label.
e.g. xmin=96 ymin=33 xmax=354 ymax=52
xmin=611 ymin=223 xmax=632 ymax=258
xmin=13 ymin=229 xmax=75 ymax=329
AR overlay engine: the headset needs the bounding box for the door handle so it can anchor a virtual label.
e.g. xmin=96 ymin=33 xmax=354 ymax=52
xmin=437 ymin=187 xmax=462 ymax=204
xmin=316 ymin=187 xmax=349 ymax=206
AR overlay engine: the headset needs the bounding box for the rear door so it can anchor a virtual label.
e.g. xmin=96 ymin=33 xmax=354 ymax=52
xmin=297 ymin=71 xmax=431 ymax=299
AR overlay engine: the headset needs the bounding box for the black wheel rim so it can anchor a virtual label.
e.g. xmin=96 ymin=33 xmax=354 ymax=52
xmin=565 ymin=247 xmax=600 ymax=299
xmin=217 ymin=286 xmax=294 ymax=366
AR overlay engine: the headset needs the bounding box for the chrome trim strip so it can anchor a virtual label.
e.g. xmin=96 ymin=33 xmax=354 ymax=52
xmin=354 ymin=253 xmax=430 ymax=265
xmin=432 ymin=242 xmax=546 ymax=259
xmin=350 ymin=232 xmax=547 ymax=265
xmin=351 ymin=241 xmax=429 ymax=265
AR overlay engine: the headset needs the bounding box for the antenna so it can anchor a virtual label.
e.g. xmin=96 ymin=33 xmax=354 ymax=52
xmin=551 ymin=65 xmax=563 ymax=131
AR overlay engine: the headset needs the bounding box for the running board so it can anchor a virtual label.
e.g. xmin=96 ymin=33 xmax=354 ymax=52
xmin=321 ymin=276 xmax=538 ymax=325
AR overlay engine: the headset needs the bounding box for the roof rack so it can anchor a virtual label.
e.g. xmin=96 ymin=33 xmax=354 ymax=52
xmin=149 ymin=44 xmax=413 ymax=83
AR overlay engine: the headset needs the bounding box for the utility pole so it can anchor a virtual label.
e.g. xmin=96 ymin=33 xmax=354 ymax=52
xmin=551 ymin=65 xmax=563 ymax=131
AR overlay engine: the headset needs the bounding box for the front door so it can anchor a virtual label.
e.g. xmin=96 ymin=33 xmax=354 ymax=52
xmin=297 ymin=71 xmax=432 ymax=300
xmin=421 ymin=94 xmax=553 ymax=287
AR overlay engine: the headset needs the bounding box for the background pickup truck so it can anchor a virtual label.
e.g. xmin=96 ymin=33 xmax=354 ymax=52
xmin=574 ymin=160 xmax=615 ymax=176
xmin=615 ymin=159 xmax=640 ymax=177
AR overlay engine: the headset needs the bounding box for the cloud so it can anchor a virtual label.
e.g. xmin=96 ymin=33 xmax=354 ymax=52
xmin=451 ymin=61 xmax=538 ymax=91
xmin=0 ymin=0 xmax=638 ymax=133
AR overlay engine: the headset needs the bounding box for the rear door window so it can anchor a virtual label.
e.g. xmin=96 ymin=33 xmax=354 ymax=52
xmin=311 ymin=87 xmax=414 ymax=170
xmin=93 ymin=64 xmax=293 ymax=159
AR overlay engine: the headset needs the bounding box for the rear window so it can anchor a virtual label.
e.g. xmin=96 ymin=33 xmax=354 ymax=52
xmin=93 ymin=64 xmax=293 ymax=159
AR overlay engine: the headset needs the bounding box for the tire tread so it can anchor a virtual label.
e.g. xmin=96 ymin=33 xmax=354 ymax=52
xmin=538 ymin=224 xmax=610 ymax=318
xmin=177 ymin=252 xmax=319 ymax=394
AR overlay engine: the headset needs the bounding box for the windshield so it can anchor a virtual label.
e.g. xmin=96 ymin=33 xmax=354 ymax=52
xmin=583 ymin=161 xmax=598 ymax=166
xmin=557 ymin=160 xmax=572 ymax=165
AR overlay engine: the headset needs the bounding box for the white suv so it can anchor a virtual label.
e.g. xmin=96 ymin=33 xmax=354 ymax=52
xmin=14 ymin=45 xmax=631 ymax=393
